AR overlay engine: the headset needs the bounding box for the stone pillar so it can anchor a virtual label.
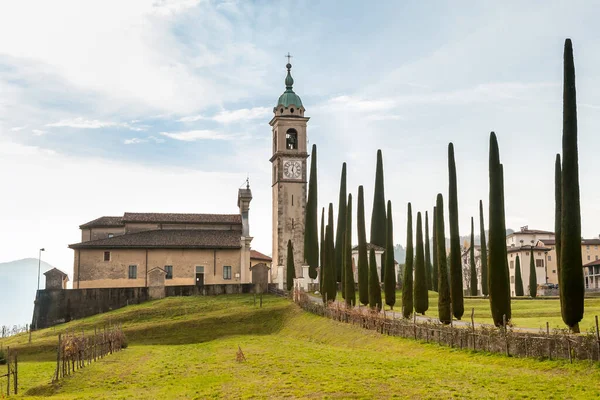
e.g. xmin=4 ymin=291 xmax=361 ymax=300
xmin=277 ymin=265 xmax=284 ymax=290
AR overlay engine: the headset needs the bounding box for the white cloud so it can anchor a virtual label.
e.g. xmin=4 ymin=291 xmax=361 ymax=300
xmin=46 ymin=117 xmax=143 ymax=130
xmin=160 ymin=130 xmax=231 ymax=141
xmin=32 ymin=129 xmax=47 ymax=136
xmin=325 ymin=95 xmax=396 ymax=112
xmin=124 ymin=136 xmax=165 ymax=144
xmin=178 ymin=107 xmax=272 ymax=124
xmin=10 ymin=126 xmax=27 ymax=131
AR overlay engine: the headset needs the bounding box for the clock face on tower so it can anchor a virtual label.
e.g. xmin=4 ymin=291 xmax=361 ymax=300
xmin=283 ymin=160 xmax=302 ymax=180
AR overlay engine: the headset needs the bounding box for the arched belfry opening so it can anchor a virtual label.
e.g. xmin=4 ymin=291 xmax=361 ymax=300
xmin=286 ymin=129 xmax=298 ymax=150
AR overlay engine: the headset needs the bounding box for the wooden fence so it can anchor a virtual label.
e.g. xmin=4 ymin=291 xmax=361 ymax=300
xmin=53 ymin=324 xmax=126 ymax=382
xmin=1 ymin=325 xmax=29 ymax=338
xmin=295 ymin=291 xmax=600 ymax=362
xmin=0 ymin=347 xmax=18 ymax=396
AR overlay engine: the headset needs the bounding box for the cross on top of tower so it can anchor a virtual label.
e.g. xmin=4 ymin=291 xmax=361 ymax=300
xmin=285 ymin=52 xmax=293 ymax=65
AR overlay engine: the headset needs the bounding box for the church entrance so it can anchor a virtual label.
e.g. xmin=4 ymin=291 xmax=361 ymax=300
xmin=196 ymin=266 xmax=204 ymax=287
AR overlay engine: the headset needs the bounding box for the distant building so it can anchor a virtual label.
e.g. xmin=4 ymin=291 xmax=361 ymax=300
xmin=538 ymin=236 xmax=600 ymax=289
xmin=44 ymin=268 xmax=69 ymax=290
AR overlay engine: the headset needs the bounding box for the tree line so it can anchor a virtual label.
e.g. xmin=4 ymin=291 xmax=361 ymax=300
xmin=289 ymin=38 xmax=584 ymax=333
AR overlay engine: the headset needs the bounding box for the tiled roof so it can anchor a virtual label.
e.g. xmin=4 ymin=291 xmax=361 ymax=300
xmin=351 ymin=243 xmax=385 ymax=252
xmin=507 ymin=245 xmax=551 ymax=254
xmin=69 ymin=229 xmax=241 ymax=250
xmin=539 ymin=239 xmax=556 ymax=245
xmin=79 ymin=216 xmax=124 ymax=228
xmin=584 ymin=259 xmax=600 ymax=267
xmin=583 ymin=239 xmax=600 ymax=245
xmin=250 ymin=250 xmax=272 ymax=261
xmin=540 ymin=238 xmax=600 ymax=246
xmin=123 ymin=212 xmax=241 ymax=225
xmin=44 ymin=267 xmax=69 ymax=278
xmin=508 ymin=229 xmax=554 ymax=236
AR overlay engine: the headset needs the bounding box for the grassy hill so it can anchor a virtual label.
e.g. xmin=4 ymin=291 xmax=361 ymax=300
xmin=3 ymin=294 xmax=600 ymax=399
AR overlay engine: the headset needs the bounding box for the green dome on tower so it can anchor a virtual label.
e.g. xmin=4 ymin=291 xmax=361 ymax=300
xmin=276 ymin=62 xmax=303 ymax=109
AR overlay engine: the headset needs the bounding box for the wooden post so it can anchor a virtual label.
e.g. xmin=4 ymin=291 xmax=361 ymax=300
xmin=253 ymin=293 xmax=256 ymax=307
xmin=450 ymin=318 xmax=454 ymax=348
xmin=13 ymin=353 xmax=17 ymax=395
xmin=7 ymin=347 xmax=10 ymax=397
xmin=413 ymin=313 xmax=417 ymax=340
xmin=567 ymin=339 xmax=573 ymax=363
xmin=471 ymin=308 xmax=475 ymax=350
xmin=503 ymin=314 xmax=509 ymax=357
xmin=546 ymin=321 xmax=551 ymax=360
xmin=595 ymin=316 xmax=600 ymax=361
xmin=260 ymin=293 xmax=263 ymax=308
xmin=55 ymin=334 xmax=62 ymax=382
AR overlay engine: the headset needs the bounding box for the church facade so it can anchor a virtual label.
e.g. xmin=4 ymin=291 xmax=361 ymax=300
xmin=68 ymin=186 xmax=262 ymax=289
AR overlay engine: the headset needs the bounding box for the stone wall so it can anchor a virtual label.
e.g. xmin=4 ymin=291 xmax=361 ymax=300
xmin=33 ymin=287 xmax=148 ymax=330
xmin=33 ymin=283 xmax=278 ymax=329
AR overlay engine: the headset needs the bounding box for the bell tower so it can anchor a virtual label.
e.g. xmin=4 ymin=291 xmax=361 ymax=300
xmin=270 ymin=58 xmax=309 ymax=281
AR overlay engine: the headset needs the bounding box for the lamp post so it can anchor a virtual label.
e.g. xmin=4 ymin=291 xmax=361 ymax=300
xmin=37 ymin=248 xmax=45 ymax=292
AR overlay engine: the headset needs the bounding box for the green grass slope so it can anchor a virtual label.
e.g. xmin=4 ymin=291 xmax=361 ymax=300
xmin=3 ymin=295 xmax=600 ymax=399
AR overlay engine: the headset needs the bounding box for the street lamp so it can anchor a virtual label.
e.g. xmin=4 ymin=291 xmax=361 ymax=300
xmin=37 ymin=248 xmax=45 ymax=292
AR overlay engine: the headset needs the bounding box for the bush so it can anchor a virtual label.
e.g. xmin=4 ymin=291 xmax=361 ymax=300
xmin=121 ymin=338 xmax=129 ymax=349
xmin=0 ymin=349 xmax=6 ymax=365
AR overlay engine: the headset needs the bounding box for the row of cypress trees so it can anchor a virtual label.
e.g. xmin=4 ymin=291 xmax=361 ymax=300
xmin=300 ymin=39 xmax=584 ymax=332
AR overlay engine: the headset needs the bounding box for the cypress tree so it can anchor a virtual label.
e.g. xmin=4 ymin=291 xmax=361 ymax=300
xmin=555 ymin=153 xmax=562 ymax=285
xmin=432 ymin=206 xmax=439 ymax=292
xmin=402 ymin=203 xmax=413 ymax=318
xmin=335 ymin=163 xmax=347 ymax=288
xmin=488 ymin=132 xmax=511 ymax=326
xmin=286 ymin=240 xmax=295 ymax=291
xmin=357 ymin=186 xmax=369 ymax=305
xmin=414 ymin=212 xmax=428 ymax=314
xmin=319 ymin=207 xmax=325 ymax=292
xmin=448 ymin=143 xmax=464 ymax=320
xmin=369 ymin=248 xmax=382 ymax=310
xmin=323 ymin=203 xmax=337 ymax=303
xmin=529 ymin=249 xmax=537 ymax=298
xmin=321 ymin=224 xmax=330 ymax=303
xmin=479 ymin=200 xmax=489 ymax=297
xmin=344 ymin=194 xmax=356 ymax=306
xmin=384 ymin=200 xmax=396 ymax=310
xmin=370 ymin=150 xmax=387 ymax=282
xmin=424 ymin=211 xmax=432 ymax=291
xmin=304 ymin=144 xmax=319 ymax=279
xmin=560 ymin=38 xmax=584 ymax=333
xmin=514 ymin=255 xmax=524 ymax=297
xmin=436 ymin=194 xmax=451 ymax=324
xmin=469 ymin=217 xmax=478 ymax=296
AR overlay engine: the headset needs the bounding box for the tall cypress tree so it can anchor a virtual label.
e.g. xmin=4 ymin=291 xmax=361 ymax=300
xmin=335 ymin=163 xmax=347 ymax=287
xmin=286 ymin=240 xmax=295 ymax=291
xmin=555 ymin=153 xmax=562 ymax=287
xmin=529 ymin=249 xmax=537 ymax=298
xmin=414 ymin=212 xmax=428 ymax=314
xmin=469 ymin=217 xmax=478 ymax=296
xmin=319 ymin=207 xmax=325 ymax=292
xmin=560 ymin=38 xmax=584 ymax=333
xmin=384 ymin=200 xmax=396 ymax=310
xmin=402 ymin=203 xmax=413 ymax=318
xmin=514 ymin=255 xmax=524 ymax=297
xmin=304 ymin=144 xmax=319 ymax=279
xmin=357 ymin=186 xmax=369 ymax=305
xmin=370 ymin=150 xmax=387 ymax=282
xmin=436 ymin=194 xmax=451 ymax=324
xmin=424 ymin=211 xmax=432 ymax=291
xmin=323 ymin=203 xmax=337 ymax=303
xmin=321 ymin=224 xmax=330 ymax=303
xmin=479 ymin=200 xmax=489 ymax=297
xmin=344 ymin=194 xmax=356 ymax=306
xmin=432 ymin=206 xmax=439 ymax=292
xmin=448 ymin=143 xmax=464 ymax=320
xmin=488 ymin=132 xmax=511 ymax=326
xmin=369 ymin=248 xmax=382 ymax=310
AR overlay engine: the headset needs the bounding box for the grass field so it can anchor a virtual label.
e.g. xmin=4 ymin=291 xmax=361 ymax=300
xmin=2 ymin=294 xmax=600 ymax=399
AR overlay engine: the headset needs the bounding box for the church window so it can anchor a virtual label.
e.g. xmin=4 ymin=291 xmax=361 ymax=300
xmin=280 ymin=108 xmax=283 ymax=113
xmin=128 ymin=265 xmax=137 ymax=279
xmin=223 ymin=265 xmax=232 ymax=280
xmin=165 ymin=265 xmax=173 ymax=279
xmin=290 ymin=108 xmax=295 ymax=113
xmin=286 ymin=129 xmax=298 ymax=150
xmin=292 ymin=218 xmax=294 ymax=230
xmin=292 ymin=195 xmax=294 ymax=206
xmin=103 ymin=251 xmax=110 ymax=261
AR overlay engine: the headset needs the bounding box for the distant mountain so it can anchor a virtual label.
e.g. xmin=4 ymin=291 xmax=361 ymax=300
xmin=0 ymin=258 xmax=56 ymax=327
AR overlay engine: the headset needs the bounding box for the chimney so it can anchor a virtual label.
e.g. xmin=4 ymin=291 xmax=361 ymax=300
xmin=237 ymin=178 xmax=252 ymax=237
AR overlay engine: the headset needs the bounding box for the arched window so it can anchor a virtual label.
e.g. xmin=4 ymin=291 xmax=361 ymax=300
xmin=286 ymin=129 xmax=298 ymax=150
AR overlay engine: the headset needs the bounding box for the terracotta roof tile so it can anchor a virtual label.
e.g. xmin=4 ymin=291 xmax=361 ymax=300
xmin=69 ymin=229 xmax=241 ymax=250
xmin=79 ymin=216 xmax=124 ymax=228
xmin=123 ymin=212 xmax=241 ymax=225
xmin=250 ymin=250 xmax=272 ymax=261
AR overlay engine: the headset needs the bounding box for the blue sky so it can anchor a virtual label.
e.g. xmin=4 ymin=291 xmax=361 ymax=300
xmin=1 ymin=0 xmax=600 ymax=274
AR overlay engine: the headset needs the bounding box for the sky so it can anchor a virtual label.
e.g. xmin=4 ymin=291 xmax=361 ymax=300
xmin=1 ymin=0 xmax=600 ymax=277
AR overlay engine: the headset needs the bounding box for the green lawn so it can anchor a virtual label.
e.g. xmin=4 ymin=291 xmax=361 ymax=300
xmin=3 ymin=295 xmax=600 ymax=399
